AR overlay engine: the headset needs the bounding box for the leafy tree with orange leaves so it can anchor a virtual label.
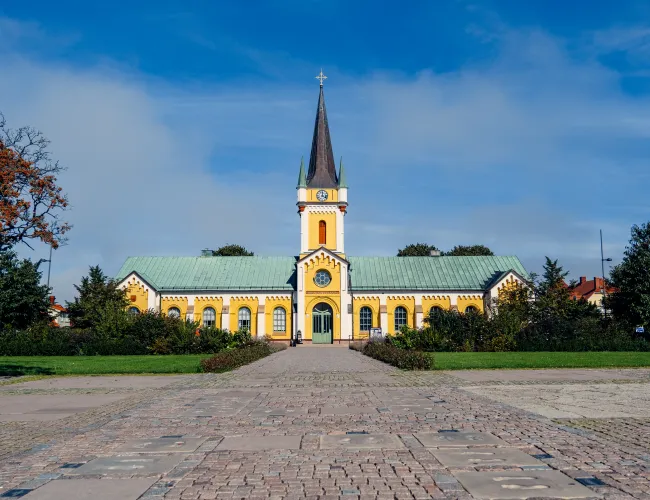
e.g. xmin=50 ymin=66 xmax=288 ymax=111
xmin=0 ymin=113 xmax=70 ymax=251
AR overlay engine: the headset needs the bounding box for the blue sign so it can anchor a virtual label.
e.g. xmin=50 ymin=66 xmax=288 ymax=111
xmin=636 ymin=326 xmax=645 ymax=334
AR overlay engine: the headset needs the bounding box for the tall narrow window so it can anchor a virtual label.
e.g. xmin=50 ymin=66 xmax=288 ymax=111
xmin=394 ymin=306 xmax=407 ymax=332
xmin=238 ymin=307 xmax=251 ymax=331
xmin=319 ymin=220 xmax=326 ymax=245
xmin=203 ymin=307 xmax=216 ymax=328
xmin=273 ymin=307 xmax=286 ymax=333
xmin=359 ymin=306 xmax=372 ymax=332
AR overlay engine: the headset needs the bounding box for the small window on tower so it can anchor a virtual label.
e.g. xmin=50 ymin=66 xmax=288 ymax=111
xmin=319 ymin=220 xmax=326 ymax=245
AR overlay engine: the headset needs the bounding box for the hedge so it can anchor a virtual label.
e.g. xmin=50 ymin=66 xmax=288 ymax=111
xmin=0 ymin=311 xmax=255 ymax=356
xmin=201 ymin=341 xmax=286 ymax=372
xmin=350 ymin=340 xmax=433 ymax=370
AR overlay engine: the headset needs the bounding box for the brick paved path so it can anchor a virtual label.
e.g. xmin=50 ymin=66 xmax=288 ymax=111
xmin=0 ymin=347 xmax=649 ymax=499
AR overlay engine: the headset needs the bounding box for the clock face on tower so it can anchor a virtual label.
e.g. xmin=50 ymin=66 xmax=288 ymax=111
xmin=316 ymin=190 xmax=328 ymax=202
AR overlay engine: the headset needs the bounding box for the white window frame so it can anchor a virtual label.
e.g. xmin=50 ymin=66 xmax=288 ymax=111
xmin=394 ymin=306 xmax=407 ymax=331
xmin=273 ymin=307 xmax=286 ymax=333
xmin=359 ymin=306 xmax=372 ymax=332
xmin=238 ymin=307 xmax=251 ymax=331
xmin=203 ymin=307 xmax=216 ymax=328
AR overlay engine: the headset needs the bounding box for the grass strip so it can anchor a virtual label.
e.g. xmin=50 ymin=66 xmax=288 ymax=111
xmin=431 ymin=351 xmax=650 ymax=370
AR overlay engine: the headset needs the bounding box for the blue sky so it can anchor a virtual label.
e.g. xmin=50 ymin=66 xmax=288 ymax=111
xmin=1 ymin=0 xmax=649 ymax=300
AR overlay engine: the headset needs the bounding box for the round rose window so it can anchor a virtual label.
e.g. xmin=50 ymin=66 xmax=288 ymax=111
xmin=314 ymin=270 xmax=332 ymax=287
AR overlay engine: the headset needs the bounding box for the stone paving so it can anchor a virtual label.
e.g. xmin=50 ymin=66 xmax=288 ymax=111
xmin=0 ymin=348 xmax=648 ymax=499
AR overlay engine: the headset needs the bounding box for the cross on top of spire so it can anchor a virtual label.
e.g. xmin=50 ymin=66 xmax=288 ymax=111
xmin=315 ymin=69 xmax=327 ymax=86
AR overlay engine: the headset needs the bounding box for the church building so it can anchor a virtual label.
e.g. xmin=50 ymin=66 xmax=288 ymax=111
xmin=116 ymin=77 xmax=528 ymax=343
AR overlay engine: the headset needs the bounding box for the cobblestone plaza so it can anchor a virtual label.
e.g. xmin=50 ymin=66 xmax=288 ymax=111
xmin=1 ymin=347 xmax=649 ymax=499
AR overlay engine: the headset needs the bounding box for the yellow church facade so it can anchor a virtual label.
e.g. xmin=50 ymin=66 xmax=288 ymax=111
xmin=116 ymin=82 xmax=528 ymax=343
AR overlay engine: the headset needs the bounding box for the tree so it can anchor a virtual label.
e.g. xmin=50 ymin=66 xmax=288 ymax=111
xmin=0 ymin=113 xmax=70 ymax=251
xmin=0 ymin=250 xmax=50 ymax=329
xmin=397 ymin=243 xmax=439 ymax=256
xmin=67 ymin=266 xmax=129 ymax=329
xmin=445 ymin=245 xmax=494 ymax=256
xmin=533 ymin=257 xmax=596 ymax=317
xmin=211 ymin=244 xmax=254 ymax=256
xmin=609 ymin=222 xmax=650 ymax=327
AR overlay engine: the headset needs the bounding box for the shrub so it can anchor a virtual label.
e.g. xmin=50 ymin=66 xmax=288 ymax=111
xmin=360 ymin=340 xmax=433 ymax=370
xmin=200 ymin=341 xmax=285 ymax=372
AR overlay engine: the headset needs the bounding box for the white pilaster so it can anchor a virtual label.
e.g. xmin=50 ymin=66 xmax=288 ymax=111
xmin=339 ymin=264 xmax=351 ymax=340
xmin=414 ymin=295 xmax=423 ymax=329
xmin=149 ymin=290 xmax=159 ymax=311
xmin=257 ymin=306 xmax=265 ymax=339
xmin=296 ymin=265 xmax=306 ymax=339
xmin=300 ymin=209 xmax=309 ymax=253
xmin=221 ymin=296 xmax=230 ymax=331
xmin=336 ymin=208 xmax=345 ymax=253
xmin=379 ymin=295 xmax=388 ymax=333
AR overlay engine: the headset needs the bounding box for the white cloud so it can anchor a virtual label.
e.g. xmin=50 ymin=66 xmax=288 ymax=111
xmin=0 ymin=22 xmax=648 ymax=300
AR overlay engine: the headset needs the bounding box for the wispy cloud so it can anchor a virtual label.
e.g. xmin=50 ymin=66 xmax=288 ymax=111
xmin=0 ymin=19 xmax=647 ymax=299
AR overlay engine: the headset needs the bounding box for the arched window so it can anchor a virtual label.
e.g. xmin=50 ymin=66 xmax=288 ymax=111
xmin=167 ymin=307 xmax=181 ymax=318
xmin=319 ymin=220 xmax=326 ymax=245
xmin=429 ymin=306 xmax=442 ymax=318
xmin=465 ymin=305 xmax=478 ymax=314
xmin=273 ymin=307 xmax=286 ymax=332
xmin=128 ymin=306 xmax=140 ymax=317
xmin=203 ymin=307 xmax=216 ymax=328
xmin=359 ymin=306 xmax=372 ymax=332
xmin=238 ymin=307 xmax=251 ymax=331
xmin=394 ymin=306 xmax=408 ymax=331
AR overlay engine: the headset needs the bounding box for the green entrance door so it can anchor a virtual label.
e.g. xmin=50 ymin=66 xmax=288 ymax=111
xmin=312 ymin=303 xmax=333 ymax=344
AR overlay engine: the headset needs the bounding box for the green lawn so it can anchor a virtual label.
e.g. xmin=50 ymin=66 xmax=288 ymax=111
xmin=0 ymin=355 xmax=212 ymax=377
xmin=431 ymin=351 xmax=650 ymax=370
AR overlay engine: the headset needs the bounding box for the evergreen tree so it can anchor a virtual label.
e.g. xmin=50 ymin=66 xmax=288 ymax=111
xmin=609 ymin=222 xmax=650 ymax=327
xmin=211 ymin=244 xmax=254 ymax=256
xmin=0 ymin=250 xmax=50 ymax=329
xmin=444 ymin=245 xmax=494 ymax=256
xmin=534 ymin=257 xmax=599 ymax=320
xmin=397 ymin=243 xmax=440 ymax=256
xmin=67 ymin=266 xmax=128 ymax=329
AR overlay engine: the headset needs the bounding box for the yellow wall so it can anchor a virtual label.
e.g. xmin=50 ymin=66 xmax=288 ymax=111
xmin=265 ymin=296 xmax=292 ymax=339
xmin=229 ymin=297 xmax=259 ymax=335
xmin=387 ymin=296 xmax=415 ymax=333
xmin=307 ymin=212 xmax=337 ymax=252
xmin=124 ymin=277 xmax=148 ymax=313
xmin=458 ymin=295 xmax=484 ymax=313
xmin=353 ymin=296 xmax=380 ymax=339
xmin=303 ymin=253 xmax=342 ymax=341
xmin=195 ymin=296 xmax=223 ymax=328
xmin=307 ymin=188 xmax=339 ymax=202
xmin=162 ymin=296 xmax=188 ymax=319
xmin=422 ymin=296 xmax=451 ymax=317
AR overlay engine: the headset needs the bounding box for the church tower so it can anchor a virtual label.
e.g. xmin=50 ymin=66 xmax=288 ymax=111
xmin=297 ymin=73 xmax=348 ymax=257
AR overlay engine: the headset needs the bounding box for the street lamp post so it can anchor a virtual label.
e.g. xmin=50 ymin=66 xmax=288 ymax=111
xmin=600 ymin=230 xmax=613 ymax=318
xmin=44 ymin=246 xmax=53 ymax=290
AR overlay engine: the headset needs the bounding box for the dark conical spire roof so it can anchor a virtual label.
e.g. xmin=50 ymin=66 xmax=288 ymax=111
xmin=306 ymin=85 xmax=338 ymax=188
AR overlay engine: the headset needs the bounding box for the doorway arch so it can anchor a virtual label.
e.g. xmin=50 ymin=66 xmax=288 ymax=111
xmin=312 ymin=302 xmax=333 ymax=344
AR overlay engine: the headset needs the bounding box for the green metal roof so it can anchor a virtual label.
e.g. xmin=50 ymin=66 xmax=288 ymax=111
xmin=348 ymin=256 xmax=528 ymax=291
xmin=116 ymin=255 xmax=527 ymax=292
xmin=116 ymin=256 xmax=296 ymax=291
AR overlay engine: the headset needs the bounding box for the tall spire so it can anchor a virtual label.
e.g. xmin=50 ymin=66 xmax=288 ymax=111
xmin=306 ymin=74 xmax=338 ymax=188
xmin=297 ymin=156 xmax=306 ymax=188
